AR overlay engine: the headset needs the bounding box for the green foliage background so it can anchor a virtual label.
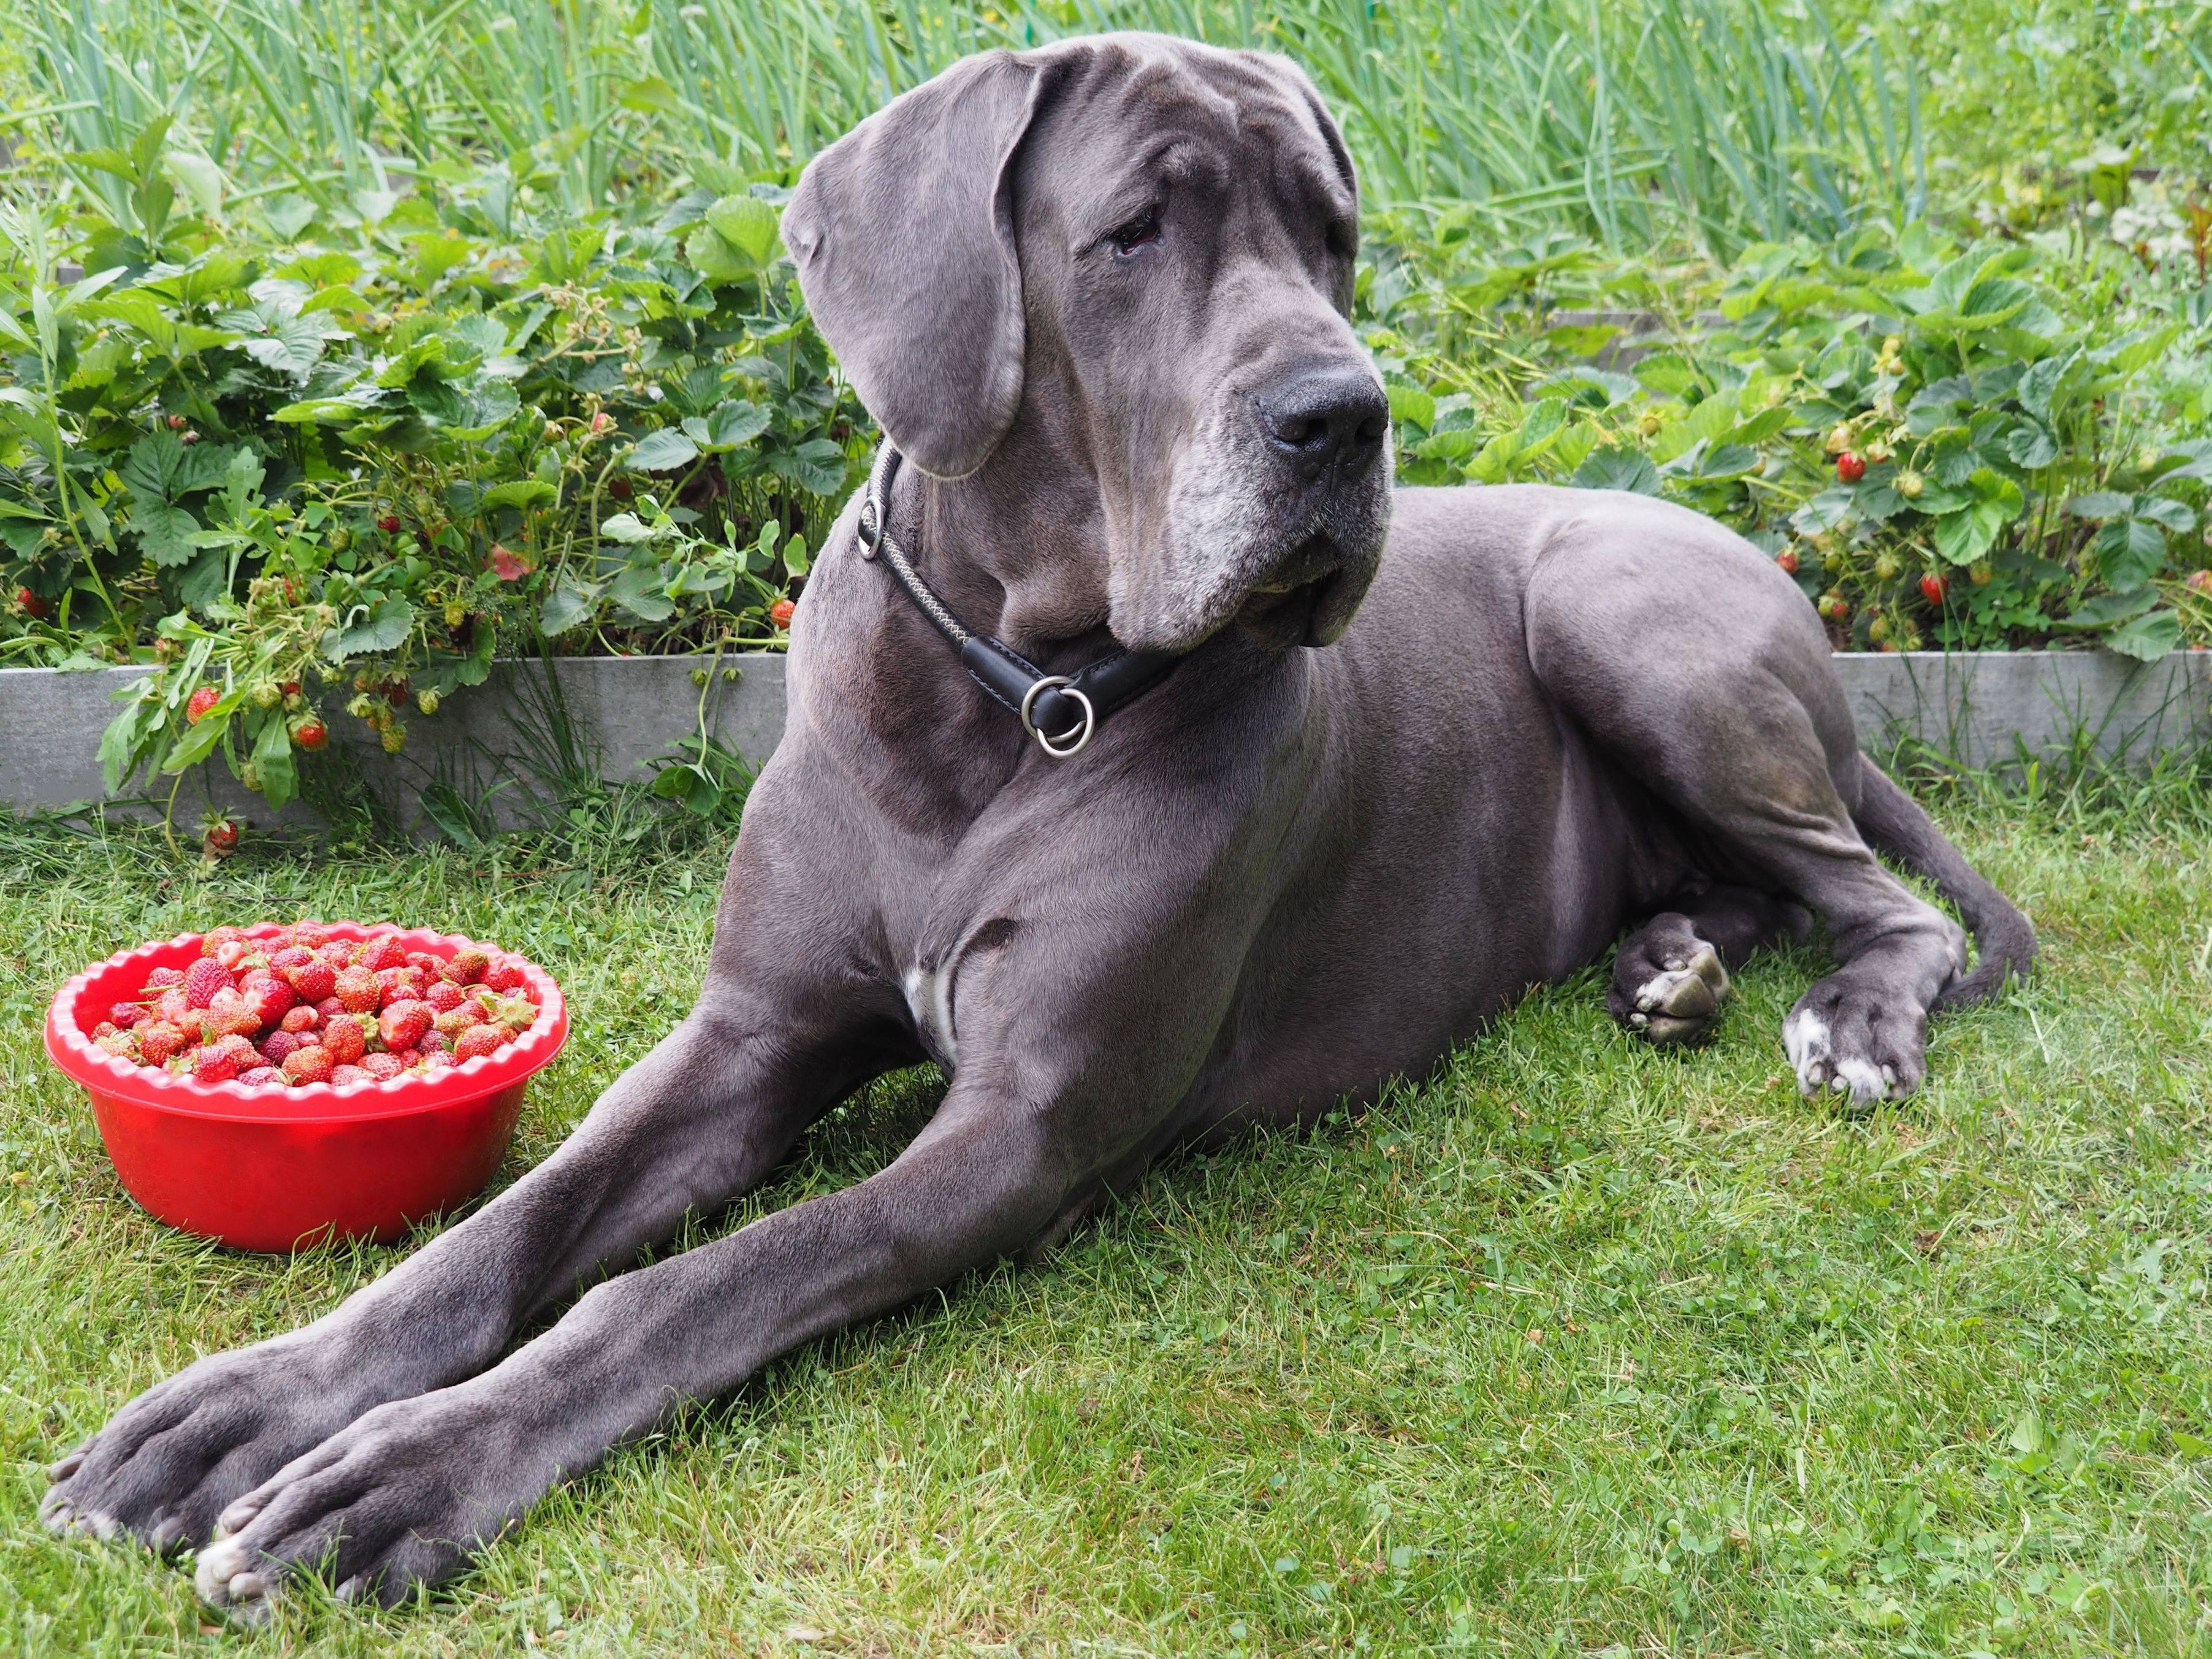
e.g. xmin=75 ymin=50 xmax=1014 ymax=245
xmin=0 ymin=0 xmax=2208 ymax=814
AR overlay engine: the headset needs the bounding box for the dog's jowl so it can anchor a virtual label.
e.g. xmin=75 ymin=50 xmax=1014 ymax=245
xmin=44 ymin=33 xmax=2031 ymax=1620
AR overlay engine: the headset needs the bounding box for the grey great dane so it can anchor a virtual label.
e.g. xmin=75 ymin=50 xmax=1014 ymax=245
xmin=43 ymin=33 xmax=2031 ymax=1619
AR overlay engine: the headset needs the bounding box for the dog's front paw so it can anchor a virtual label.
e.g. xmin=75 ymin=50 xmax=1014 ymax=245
xmin=42 ymin=1333 xmax=372 ymax=1559
xmin=196 ymin=1390 xmax=532 ymax=1620
xmin=1783 ymin=975 xmax=1927 ymax=1108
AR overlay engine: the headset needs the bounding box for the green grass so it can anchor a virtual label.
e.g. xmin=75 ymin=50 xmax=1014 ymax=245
xmin=4 ymin=788 xmax=2212 ymax=1656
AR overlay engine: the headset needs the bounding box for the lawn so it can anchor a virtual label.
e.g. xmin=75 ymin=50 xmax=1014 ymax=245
xmin=4 ymin=776 xmax=2210 ymax=1657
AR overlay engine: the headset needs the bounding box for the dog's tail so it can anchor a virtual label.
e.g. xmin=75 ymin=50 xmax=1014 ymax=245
xmin=1850 ymin=753 xmax=2035 ymax=1009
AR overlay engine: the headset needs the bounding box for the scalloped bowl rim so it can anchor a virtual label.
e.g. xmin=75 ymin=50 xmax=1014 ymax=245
xmin=45 ymin=921 xmax=566 ymax=1124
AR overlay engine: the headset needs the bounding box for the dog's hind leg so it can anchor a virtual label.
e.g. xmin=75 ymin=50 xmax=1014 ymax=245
xmin=1608 ymin=882 xmax=1809 ymax=1045
xmin=1524 ymin=497 xmax=2029 ymax=1105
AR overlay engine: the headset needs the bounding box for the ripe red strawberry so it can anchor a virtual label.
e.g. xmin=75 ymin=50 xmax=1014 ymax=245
xmin=770 ymin=597 xmax=796 ymax=628
xmin=109 ymin=1001 xmax=147 ymax=1028
xmin=364 ymin=933 xmax=413 ymax=972
xmin=453 ymin=1023 xmax=506 ymax=1062
xmin=1919 ymin=572 xmax=1948 ymax=607
xmin=96 ymin=1029 xmax=140 ymax=1060
xmin=203 ymin=818 xmax=241 ymax=856
xmin=1836 ymin=451 xmax=1866 ymax=483
xmin=93 ymin=1021 xmax=120 ymax=1040
xmin=1775 ymin=547 xmax=1799 ymax=575
xmin=137 ymin=1021 xmax=188 ymax=1066
xmin=212 ymin=938 xmax=251 ymax=969
xmin=238 ymin=1066 xmax=284 ymax=1087
xmin=319 ymin=938 xmax=357 ymax=967
xmin=143 ymin=966 xmax=186 ymax=991
xmin=443 ymin=947 xmax=489 ymax=985
xmin=286 ymin=958 xmax=338 ymax=1002
xmin=406 ymin=951 xmax=443 ymax=975
xmin=186 ymin=685 xmax=221 ymax=725
xmin=245 ymin=978 xmax=297 ymax=1025
xmin=154 ymin=988 xmax=193 ymax=1027
xmin=361 ymin=1052 xmax=406 ymax=1081
xmin=184 ymin=958 xmax=233 ymax=1009
xmin=282 ymin=1045 xmax=335 ymax=1084
xmin=291 ymin=921 xmax=327 ymax=951
xmin=419 ymin=1047 xmax=454 ymax=1071
xmin=192 ymin=1044 xmax=242 ymax=1084
xmin=260 ymin=1029 xmax=300 ymax=1067
xmin=322 ymin=1013 xmax=367 ymax=1066
xmin=424 ymin=980 xmax=465 ymax=1014
xmin=281 ymin=1004 xmax=321 ymax=1034
xmin=417 ymin=1028 xmax=451 ymax=1054
xmin=481 ymin=955 xmax=524 ymax=993
xmin=272 ymin=945 xmax=314 ymax=973
xmin=379 ymin=1000 xmax=433 ymax=1052
xmin=315 ymin=995 xmax=346 ymax=1022
xmin=333 ymin=965 xmax=381 ymax=1012
xmin=210 ymin=996 xmax=265 ymax=1039
xmin=202 ymin=926 xmax=246 ymax=957
xmin=376 ymin=513 xmax=402 ymax=534
xmin=292 ymin=715 xmax=330 ymax=752
xmin=330 ymin=1064 xmax=373 ymax=1087
xmin=15 ymin=584 xmax=51 ymax=619
xmin=378 ymin=971 xmax=425 ymax=1011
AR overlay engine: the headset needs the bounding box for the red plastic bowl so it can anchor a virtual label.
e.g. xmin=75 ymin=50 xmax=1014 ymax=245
xmin=45 ymin=923 xmax=568 ymax=1252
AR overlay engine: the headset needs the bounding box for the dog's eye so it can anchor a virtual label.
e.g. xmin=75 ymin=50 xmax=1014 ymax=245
xmin=1107 ymin=211 xmax=1161 ymax=257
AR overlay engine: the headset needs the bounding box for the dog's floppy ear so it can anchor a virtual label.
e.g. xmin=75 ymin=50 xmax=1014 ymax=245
xmin=785 ymin=51 xmax=1053 ymax=479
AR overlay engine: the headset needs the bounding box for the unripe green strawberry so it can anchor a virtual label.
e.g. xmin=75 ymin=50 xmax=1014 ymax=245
xmin=282 ymin=1045 xmax=335 ymax=1084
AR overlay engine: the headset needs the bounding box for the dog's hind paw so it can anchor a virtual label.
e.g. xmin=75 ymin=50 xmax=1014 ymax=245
xmin=1609 ymin=920 xmax=1731 ymax=1046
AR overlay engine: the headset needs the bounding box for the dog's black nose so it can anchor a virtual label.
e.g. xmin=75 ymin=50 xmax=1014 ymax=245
xmin=1256 ymin=367 xmax=1389 ymax=479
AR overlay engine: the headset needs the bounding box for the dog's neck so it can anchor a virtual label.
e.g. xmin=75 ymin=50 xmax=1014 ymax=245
xmin=883 ymin=383 xmax=1118 ymax=657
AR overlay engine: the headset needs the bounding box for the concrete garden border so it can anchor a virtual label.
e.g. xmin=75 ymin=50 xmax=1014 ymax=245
xmin=2 ymin=649 xmax=2205 ymax=823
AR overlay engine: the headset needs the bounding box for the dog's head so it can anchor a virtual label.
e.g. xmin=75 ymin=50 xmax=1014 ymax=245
xmin=786 ymin=34 xmax=1391 ymax=653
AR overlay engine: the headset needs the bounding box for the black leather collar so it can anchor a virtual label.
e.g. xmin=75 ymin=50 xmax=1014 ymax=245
xmin=854 ymin=445 xmax=1181 ymax=757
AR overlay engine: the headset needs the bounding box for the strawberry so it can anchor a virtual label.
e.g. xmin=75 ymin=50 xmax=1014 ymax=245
xmin=417 ymin=1028 xmax=450 ymax=1054
xmin=1775 ymin=547 xmax=1799 ymax=575
xmin=291 ymin=921 xmax=327 ymax=951
xmin=260 ymin=1029 xmax=300 ymax=1067
xmin=202 ymin=926 xmax=246 ymax=958
xmin=361 ymin=1052 xmax=406 ymax=1082
xmin=184 ymin=958 xmax=233 ymax=1009
xmin=286 ymin=957 xmax=338 ymax=1002
xmin=333 ymin=965 xmax=381 ymax=1012
xmin=315 ymin=996 xmax=347 ymax=1021
xmin=1836 ymin=452 xmax=1866 ymax=484
xmin=424 ymin=980 xmax=465 ymax=1014
xmin=213 ymin=938 xmax=252 ymax=970
xmin=281 ymin=1004 xmax=321 ymax=1034
xmin=481 ymin=955 xmax=525 ymax=993
xmin=322 ymin=1013 xmax=367 ymax=1066
xmin=245 ymin=978 xmax=297 ymax=1025
xmin=330 ymin=1064 xmax=374 ymax=1087
xmin=271 ymin=945 xmax=313 ymax=973
xmin=443 ymin=947 xmax=489 ymax=985
xmin=319 ymin=938 xmax=357 ymax=967
xmin=203 ymin=818 xmax=240 ymax=858
xmin=770 ymin=597 xmax=796 ymax=629
xmin=92 ymin=1021 xmax=120 ymax=1040
xmin=137 ymin=1021 xmax=188 ymax=1067
xmin=358 ymin=933 xmax=410 ymax=973
xmin=454 ymin=1024 xmax=507 ymax=1062
xmin=1919 ymin=572 xmax=1948 ymax=607
xmin=376 ymin=513 xmax=402 ymax=534
xmin=186 ymin=686 xmax=222 ymax=725
xmin=143 ymin=966 xmax=186 ymax=990
xmin=191 ymin=1045 xmax=241 ymax=1084
xmin=291 ymin=717 xmax=329 ymax=752
xmin=96 ymin=1029 xmax=140 ymax=1060
xmin=210 ymin=995 xmax=265 ymax=1039
xmin=109 ymin=1001 xmax=147 ymax=1028
xmin=378 ymin=971 xmax=425 ymax=1010
xmin=282 ymin=1045 xmax=335 ymax=1085
xmin=406 ymin=950 xmax=444 ymax=975
xmin=238 ymin=1066 xmax=283 ymax=1088
xmin=379 ymin=1001 xmax=433 ymax=1052
xmin=432 ymin=1007 xmax=481 ymax=1042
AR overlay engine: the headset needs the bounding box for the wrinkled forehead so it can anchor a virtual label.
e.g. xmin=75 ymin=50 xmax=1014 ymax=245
xmin=1023 ymin=38 xmax=1357 ymax=231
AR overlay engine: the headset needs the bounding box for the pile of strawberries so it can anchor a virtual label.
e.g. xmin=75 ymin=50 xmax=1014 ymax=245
xmin=86 ymin=923 xmax=539 ymax=1088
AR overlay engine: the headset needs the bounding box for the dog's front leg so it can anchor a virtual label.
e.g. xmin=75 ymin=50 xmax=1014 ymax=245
xmin=191 ymin=1083 xmax=1074 ymax=1618
xmin=42 ymin=969 xmax=875 ymax=1560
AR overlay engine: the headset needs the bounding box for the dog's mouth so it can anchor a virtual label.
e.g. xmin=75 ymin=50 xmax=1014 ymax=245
xmin=1235 ymin=538 xmax=1354 ymax=649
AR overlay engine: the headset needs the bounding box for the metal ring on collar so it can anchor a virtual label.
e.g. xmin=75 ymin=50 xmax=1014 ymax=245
xmin=1017 ymin=676 xmax=1096 ymax=758
xmin=855 ymin=496 xmax=882 ymax=558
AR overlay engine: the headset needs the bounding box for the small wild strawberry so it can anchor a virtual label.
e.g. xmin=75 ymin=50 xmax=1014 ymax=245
xmin=1775 ymin=547 xmax=1799 ymax=575
xmin=1836 ymin=451 xmax=1866 ymax=484
xmin=770 ymin=597 xmax=796 ymax=628
xmin=291 ymin=716 xmax=329 ymax=752
xmin=186 ymin=686 xmax=221 ymax=724
xmin=376 ymin=513 xmax=402 ymax=533
xmin=1919 ymin=572 xmax=1949 ymax=607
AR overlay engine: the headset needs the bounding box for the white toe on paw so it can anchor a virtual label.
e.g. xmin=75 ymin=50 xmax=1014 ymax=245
xmin=1783 ymin=1009 xmax=1833 ymax=1095
xmin=196 ymin=1537 xmax=250 ymax=1599
xmin=1834 ymin=1056 xmax=1888 ymax=1104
